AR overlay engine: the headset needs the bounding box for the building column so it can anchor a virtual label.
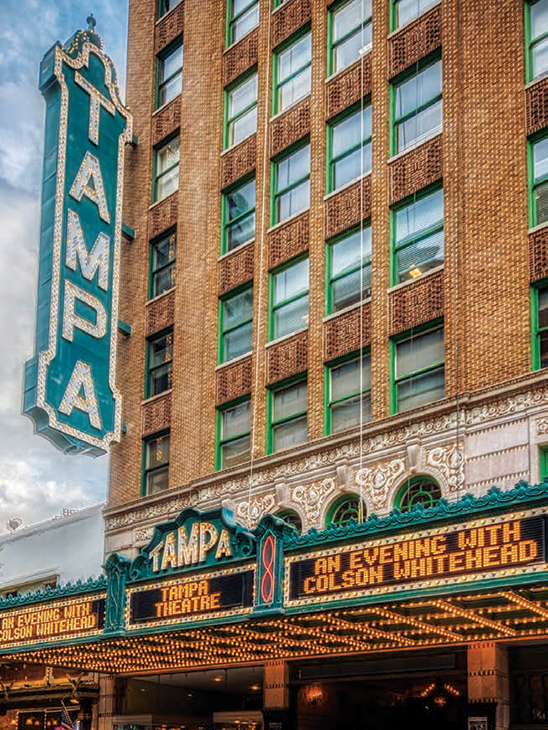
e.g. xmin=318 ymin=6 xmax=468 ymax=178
xmin=96 ymin=676 xmax=116 ymax=730
xmin=467 ymin=642 xmax=510 ymax=730
xmin=263 ymin=661 xmax=291 ymax=730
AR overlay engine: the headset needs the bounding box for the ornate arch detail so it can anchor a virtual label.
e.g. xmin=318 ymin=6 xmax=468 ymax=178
xmin=281 ymin=478 xmax=337 ymax=531
xmin=325 ymin=492 xmax=366 ymax=528
xmin=354 ymin=458 xmax=405 ymax=514
xmin=387 ymin=471 xmax=446 ymax=513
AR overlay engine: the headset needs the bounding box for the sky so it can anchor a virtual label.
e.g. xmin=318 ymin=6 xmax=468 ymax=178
xmin=0 ymin=0 xmax=128 ymax=530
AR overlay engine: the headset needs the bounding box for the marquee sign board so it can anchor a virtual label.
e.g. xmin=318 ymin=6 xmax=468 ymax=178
xmin=23 ymin=23 xmax=132 ymax=455
xmin=285 ymin=513 xmax=546 ymax=608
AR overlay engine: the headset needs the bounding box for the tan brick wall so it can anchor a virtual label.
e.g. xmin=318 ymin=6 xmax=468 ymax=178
xmin=109 ymin=0 xmax=536 ymax=511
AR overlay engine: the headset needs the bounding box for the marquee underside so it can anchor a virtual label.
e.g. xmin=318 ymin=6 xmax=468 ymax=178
xmin=8 ymin=585 xmax=548 ymax=675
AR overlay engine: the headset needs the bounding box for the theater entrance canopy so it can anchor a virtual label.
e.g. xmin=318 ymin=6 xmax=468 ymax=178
xmin=3 ymin=482 xmax=548 ymax=675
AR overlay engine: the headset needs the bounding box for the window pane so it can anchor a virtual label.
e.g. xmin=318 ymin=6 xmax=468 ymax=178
xmin=147 ymin=466 xmax=169 ymax=494
xmin=273 ymin=416 xmax=307 ymax=452
xmin=395 ymin=0 xmax=437 ymax=27
xmin=532 ymin=0 xmax=548 ymax=41
xmin=229 ymin=74 xmax=258 ymax=118
xmin=396 ymin=229 xmax=444 ymax=283
xmin=221 ymin=435 xmax=251 ymax=468
xmin=333 ymin=0 xmax=371 ymax=40
xmin=534 ymin=137 xmax=548 ymax=181
xmin=332 ymin=228 xmax=371 ymax=276
xmin=396 ymin=327 xmax=444 ymax=379
xmin=232 ymin=2 xmax=259 ymax=42
xmin=224 ymin=321 xmax=252 ymax=360
xmin=152 ymin=233 xmax=176 ymax=271
xmin=273 ymin=381 xmax=307 ymax=421
xmin=160 ymin=0 xmax=182 ymax=16
xmin=157 ymin=165 xmax=179 ymax=200
xmin=279 ymin=66 xmax=311 ymax=110
xmin=146 ymin=434 xmax=170 ymax=469
xmin=539 ymin=288 xmax=548 ymax=329
xmin=153 ymin=265 xmax=175 ymax=297
xmin=230 ymin=106 xmax=257 ymax=146
xmin=274 ymin=294 xmax=309 ymax=338
xmin=396 ymin=188 xmax=444 ymax=243
xmin=334 ymin=26 xmax=371 ymax=72
xmin=277 ymin=179 xmax=310 ymax=221
xmin=396 ymin=61 xmax=442 ymax=119
xmin=274 ymin=259 xmax=309 ymax=304
xmin=222 ymin=401 xmax=250 ymax=439
xmin=227 ymin=180 xmax=255 ymax=220
xmin=533 ymin=37 xmax=548 ymax=80
xmin=333 ymin=144 xmax=371 ymax=188
xmin=541 ymin=331 xmax=548 ymax=368
xmin=332 ymin=264 xmax=371 ymax=310
xmin=149 ymin=363 xmax=172 ymax=395
xmin=277 ymin=145 xmax=310 ymax=190
xmin=331 ymin=355 xmax=371 ymax=401
xmin=149 ymin=334 xmax=173 ymax=369
xmin=332 ymin=106 xmax=371 ymax=158
xmin=397 ymin=99 xmax=442 ymax=153
xmin=159 ymin=73 xmax=182 ymax=106
xmin=331 ymin=393 xmax=371 ymax=432
xmin=161 ymin=45 xmax=182 ymax=82
xmin=278 ymin=33 xmax=311 ymax=82
xmin=227 ymin=212 xmax=255 ymax=250
xmin=157 ymin=137 xmax=180 ymax=174
xmin=397 ymin=365 xmax=445 ymax=411
xmin=224 ymin=288 xmax=253 ymax=329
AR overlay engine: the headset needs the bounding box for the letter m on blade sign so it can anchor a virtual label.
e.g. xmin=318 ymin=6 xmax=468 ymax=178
xmin=23 ymin=21 xmax=132 ymax=455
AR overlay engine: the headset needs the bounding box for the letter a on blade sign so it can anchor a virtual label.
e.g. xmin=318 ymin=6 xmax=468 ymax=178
xmin=23 ymin=17 xmax=132 ymax=455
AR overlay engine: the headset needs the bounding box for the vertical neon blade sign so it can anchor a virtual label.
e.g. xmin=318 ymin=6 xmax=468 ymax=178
xmin=23 ymin=23 xmax=132 ymax=455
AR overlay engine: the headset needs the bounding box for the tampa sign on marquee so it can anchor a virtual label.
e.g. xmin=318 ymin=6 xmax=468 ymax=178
xmin=23 ymin=20 xmax=132 ymax=455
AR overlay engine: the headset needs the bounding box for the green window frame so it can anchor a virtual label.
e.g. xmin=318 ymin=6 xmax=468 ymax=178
xmin=390 ymin=185 xmax=444 ymax=286
xmin=395 ymin=476 xmax=442 ymax=512
xmin=267 ymin=378 xmax=308 ymax=454
xmin=328 ymin=0 xmax=372 ymax=77
xmin=219 ymin=285 xmax=254 ymax=363
xmin=226 ymin=0 xmax=259 ymax=46
xmin=390 ymin=323 xmax=445 ymax=414
xmin=326 ymin=225 xmax=372 ymax=314
xmin=146 ymin=329 xmax=173 ymax=398
xmin=271 ymin=142 xmax=310 ymax=225
xmin=326 ymin=493 xmax=365 ymax=527
xmin=159 ymin=0 xmax=182 ymax=18
xmin=221 ymin=177 xmax=256 ymax=254
xmin=272 ymin=30 xmax=312 ymax=115
xmin=325 ymin=352 xmax=371 ymax=435
xmin=541 ymin=446 xmax=548 ymax=481
xmin=529 ymin=134 xmax=548 ymax=228
xmin=526 ymin=0 xmax=548 ymax=83
xmin=390 ymin=56 xmax=442 ymax=157
xmin=156 ymin=41 xmax=183 ymax=109
xmin=276 ymin=509 xmax=303 ymax=531
xmin=531 ymin=284 xmax=548 ymax=370
xmin=269 ymin=257 xmax=309 ymax=341
xmin=142 ymin=432 xmax=170 ymax=496
xmin=224 ymin=71 xmax=258 ymax=149
xmin=327 ymin=103 xmax=372 ymax=193
xmin=390 ymin=0 xmax=439 ymax=32
xmin=215 ymin=399 xmax=251 ymax=471
xmin=153 ymin=135 xmax=180 ymax=203
xmin=149 ymin=229 xmax=176 ymax=299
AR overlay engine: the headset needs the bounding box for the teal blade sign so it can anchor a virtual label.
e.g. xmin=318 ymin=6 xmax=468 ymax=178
xmin=23 ymin=21 xmax=132 ymax=456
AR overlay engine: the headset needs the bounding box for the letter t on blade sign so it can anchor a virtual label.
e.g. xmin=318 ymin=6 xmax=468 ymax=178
xmin=22 ymin=20 xmax=132 ymax=455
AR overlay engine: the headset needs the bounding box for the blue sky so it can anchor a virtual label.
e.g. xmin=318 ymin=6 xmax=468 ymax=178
xmin=0 ymin=0 xmax=128 ymax=529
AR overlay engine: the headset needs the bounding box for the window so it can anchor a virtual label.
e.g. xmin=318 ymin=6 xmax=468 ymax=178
xmin=327 ymin=494 xmax=364 ymax=527
xmin=392 ymin=58 xmax=442 ymax=155
xmin=272 ymin=143 xmax=310 ymax=224
xmin=326 ymin=353 xmax=371 ymax=434
xmin=396 ymin=476 xmax=442 ymax=512
xmin=527 ymin=0 xmax=548 ymax=82
xmin=273 ymin=31 xmax=312 ymax=114
xmin=392 ymin=0 xmax=439 ymax=31
xmin=225 ymin=72 xmax=258 ymax=148
xmin=532 ymin=285 xmax=548 ymax=370
xmin=157 ymin=42 xmax=183 ymax=108
xmin=276 ymin=509 xmax=303 ymax=531
xmin=327 ymin=103 xmax=372 ymax=192
xmin=327 ymin=226 xmax=371 ymax=314
xmin=143 ymin=433 xmax=170 ymax=495
xmin=328 ymin=0 xmax=372 ymax=75
xmin=392 ymin=187 xmax=444 ymax=285
xmin=392 ymin=325 xmax=444 ymax=413
xmin=153 ymin=136 xmax=180 ymax=202
xmin=159 ymin=0 xmax=182 ymax=18
xmin=216 ymin=400 xmax=251 ymax=470
xmin=268 ymin=380 xmax=307 ymax=453
xmin=541 ymin=446 xmax=548 ymax=481
xmin=270 ymin=258 xmax=309 ymax=340
xmin=146 ymin=330 xmax=173 ymax=397
xmin=150 ymin=230 xmax=176 ymax=298
xmin=219 ymin=286 xmax=253 ymax=363
xmin=227 ymin=0 xmax=259 ymax=45
xmin=530 ymin=136 xmax=548 ymax=227
xmin=222 ymin=177 xmax=256 ymax=253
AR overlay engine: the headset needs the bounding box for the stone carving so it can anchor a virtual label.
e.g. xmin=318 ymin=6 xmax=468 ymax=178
xmin=426 ymin=444 xmax=465 ymax=492
xmin=355 ymin=459 xmax=405 ymax=511
xmin=133 ymin=527 xmax=154 ymax=544
xmin=288 ymin=478 xmax=337 ymax=528
xmin=236 ymin=494 xmax=277 ymax=528
xmin=538 ymin=418 xmax=548 ymax=435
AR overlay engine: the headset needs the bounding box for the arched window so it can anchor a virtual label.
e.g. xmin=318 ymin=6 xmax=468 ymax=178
xmin=277 ymin=509 xmax=303 ymax=532
xmin=396 ymin=476 xmax=442 ymax=513
xmin=326 ymin=494 xmax=365 ymax=527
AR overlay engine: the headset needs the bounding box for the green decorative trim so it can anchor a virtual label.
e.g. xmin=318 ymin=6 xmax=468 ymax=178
xmin=541 ymin=446 xmax=548 ymax=482
xmin=283 ymin=480 xmax=548 ymax=550
xmin=0 ymin=575 xmax=106 ymax=609
xmin=325 ymin=492 xmax=363 ymax=527
xmin=103 ymin=553 xmax=131 ymax=633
